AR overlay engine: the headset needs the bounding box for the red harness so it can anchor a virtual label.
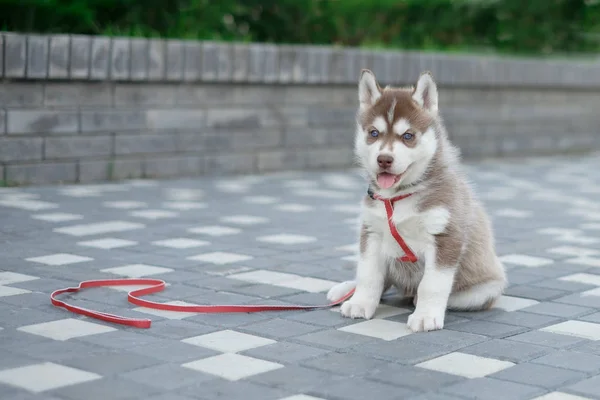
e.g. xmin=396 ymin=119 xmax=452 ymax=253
xmin=370 ymin=191 xmax=419 ymax=263
xmin=49 ymin=189 xmax=417 ymax=328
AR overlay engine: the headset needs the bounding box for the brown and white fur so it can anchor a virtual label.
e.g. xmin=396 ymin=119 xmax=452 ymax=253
xmin=326 ymin=69 xmax=507 ymax=332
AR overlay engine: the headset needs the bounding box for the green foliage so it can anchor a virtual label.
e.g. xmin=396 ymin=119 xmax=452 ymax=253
xmin=1 ymin=0 xmax=599 ymax=55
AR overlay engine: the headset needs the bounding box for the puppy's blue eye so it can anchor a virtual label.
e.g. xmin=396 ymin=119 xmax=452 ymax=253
xmin=403 ymin=132 xmax=414 ymax=140
xmin=370 ymin=130 xmax=379 ymax=137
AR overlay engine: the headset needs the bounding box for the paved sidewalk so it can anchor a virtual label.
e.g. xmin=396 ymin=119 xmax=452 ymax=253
xmin=1 ymin=154 xmax=600 ymax=400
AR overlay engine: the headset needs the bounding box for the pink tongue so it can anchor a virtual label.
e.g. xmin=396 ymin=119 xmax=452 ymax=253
xmin=377 ymin=173 xmax=396 ymax=189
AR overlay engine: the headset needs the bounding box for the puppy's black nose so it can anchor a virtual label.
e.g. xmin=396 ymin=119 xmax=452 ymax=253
xmin=377 ymin=155 xmax=394 ymax=168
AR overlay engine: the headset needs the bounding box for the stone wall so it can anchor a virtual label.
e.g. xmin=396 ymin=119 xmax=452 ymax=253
xmin=1 ymin=32 xmax=600 ymax=185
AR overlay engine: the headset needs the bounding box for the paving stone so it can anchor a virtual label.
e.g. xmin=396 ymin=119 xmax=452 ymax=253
xmin=178 ymin=380 xmax=287 ymax=400
xmin=49 ymin=376 xmax=160 ymax=400
xmin=482 ymin=310 xmax=564 ymax=328
xmin=520 ymin=303 xmax=597 ymax=318
xmin=292 ymin=329 xmax=379 ymax=350
xmin=365 ymin=362 xmax=465 ymax=391
xmin=247 ymin=365 xmax=347 ymax=393
xmin=241 ymin=341 xmax=331 ymax=364
xmin=59 ymin=350 xmax=162 ymax=376
xmin=507 ymin=331 xmax=590 ymax=349
xmin=505 ymin=285 xmax=572 ymax=301
xmin=490 ymin=362 xmax=587 ymax=389
xmin=300 ymin=352 xmax=394 ymax=376
xmin=239 ymin=318 xmax=323 ymax=339
xmin=311 ymin=378 xmax=419 ymax=400
xmin=441 ymin=377 xmax=546 ymax=400
xmin=531 ymin=351 xmax=600 ymax=373
xmin=448 ymin=320 xmax=528 ymax=338
xmin=351 ymin=339 xmax=452 ymax=364
xmin=121 ymin=363 xmax=214 ymax=391
xmin=460 ymin=338 xmax=551 ymax=363
xmin=565 ymin=375 xmax=600 ymax=399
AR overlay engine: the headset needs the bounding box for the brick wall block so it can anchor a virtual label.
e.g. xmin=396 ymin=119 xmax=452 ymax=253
xmin=7 ymin=110 xmax=78 ymax=135
xmin=147 ymin=109 xmax=205 ymax=130
xmin=26 ymin=35 xmax=49 ymax=79
xmin=4 ymin=33 xmax=26 ymax=78
xmin=70 ymin=35 xmax=91 ymax=79
xmin=48 ymin=35 xmax=70 ymax=79
xmin=0 ymin=137 xmax=44 ymax=162
xmin=114 ymin=134 xmax=178 ymax=155
xmin=6 ymin=162 xmax=77 ymax=184
xmin=81 ymin=110 xmax=148 ymax=133
xmin=130 ymin=38 xmax=148 ymax=81
xmin=45 ymin=135 xmax=112 ymax=159
xmin=144 ymin=155 xmax=204 ymax=178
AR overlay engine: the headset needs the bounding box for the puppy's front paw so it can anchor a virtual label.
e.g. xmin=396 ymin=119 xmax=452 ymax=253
xmin=407 ymin=307 xmax=445 ymax=332
xmin=340 ymin=299 xmax=377 ymax=319
xmin=327 ymin=280 xmax=356 ymax=302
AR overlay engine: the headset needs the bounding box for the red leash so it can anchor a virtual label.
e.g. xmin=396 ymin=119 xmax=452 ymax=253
xmin=50 ymin=190 xmax=416 ymax=328
xmin=50 ymin=278 xmax=356 ymax=328
xmin=371 ymin=191 xmax=418 ymax=263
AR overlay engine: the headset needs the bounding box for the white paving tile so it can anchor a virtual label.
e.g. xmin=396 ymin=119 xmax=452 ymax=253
xmin=101 ymin=264 xmax=173 ymax=277
xmin=0 ymin=272 xmax=39 ymax=286
xmin=187 ymin=252 xmax=253 ymax=265
xmin=256 ymin=234 xmax=317 ymax=245
xmin=581 ymin=223 xmax=600 ymax=230
xmin=31 ymin=212 xmax=83 ymax=222
xmin=277 ymin=276 xmax=337 ymax=293
xmin=214 ymin=182 xmax=249 ymax=193
xmin=0 ymin=199 xmax=58 ymax=211
xmin=152 ymin=238 xmax=210 ymax=249
xmin=54 ymin=221 xmax=145 ymax=236
xmin=499 ymin=254 xmax=554 ymax=267
xmin=338 ymin=319 xmax=414 ymax=341
xmin=220 ymin=215 xmax=269 ymax=225
xmin=103 ymin=201 xmax=147 ymax=209
xmin=17 ymin=318 xmax=116 ymax=341
xmin=294 ymin=188 xmax=352 ymax=199
xmin=77 ymin=238 xmax=138 ymax=249
xmin=278 ymin=396 xmax=327 ymax=400
xmin=130 ymin=209 xmax=179 ymax=219
xmin=0 ymin=286 xmax=31 ymax=297
xmin=282 ymin=179 xmax=319 ymax=188
xmin=531 ymin=392 xmax=593 ymax=400
xmin=162 ymin=201 xmax=207 ymax=210
xmin=187 ymin=225 xmax=241 ymax=236
xmin=182 ymin=329 xmax=276 ymax=352
xmin=181 ymin=353 xmax=283 ymax=381
xmin=537 ymin=228 xmax=582 ymax=236
xmin=559 ymin=273 xmax=600 ymax=286
xmin=275 ymin=203 xmax=314 ymax=213
xmin=566 ymin=257 xmax=600 ymax=268
xmin=416 ymin=352 xmax=515 ymax=378
xmin=133 ymin=301 xmax=198 ymax=319
xmin=335 ymin=243 xmax=359 ymax=253
xmin=492 ymin=295 xmax=539 ymax=312
xmin=341 ymin=254 xmax=358 ymax=262
xmin=547 ymin=246 xmax=600 ymax=257
xmin=560 ymin=235 xmax=600 ymax=245
xmin=541 ymin=320 xmax=600 ymax=341
xmin=243 ymin=196 xmax=279 ymax=204
xmin=26 ymin=253 xmax=93 ymax=266
xmin=331 ymin=204 xmax=362 ymax=214
xmin=164 ymin=188 xmax=204 ymax=200
xmin=581 ymin=287 xmax=600 ymax=297
xmin=494 ymin=208 xmax=532 ymax=218
xmin=0 ymin=362 xmax=101 ymax=393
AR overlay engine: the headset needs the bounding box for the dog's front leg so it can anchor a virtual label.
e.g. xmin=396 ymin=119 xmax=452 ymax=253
xmin=340 ymin=233 xmax=385 ymax=320
xmin=407 ymin=244 xmax=456 ymax=332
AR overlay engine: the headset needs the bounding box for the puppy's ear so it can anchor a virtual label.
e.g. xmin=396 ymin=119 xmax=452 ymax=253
xmin=358 ymin=69 xmax=382 ymax=108
xmin=412 ymin=71 xmax=438 ymax=114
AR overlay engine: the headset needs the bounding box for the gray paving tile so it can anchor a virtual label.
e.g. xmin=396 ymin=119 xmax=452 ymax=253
xmin=238 ymin=317 xmax=324 ymax=339
xmin=481 ymin=310 xmax=563 ymax=328
xmin=441 ymin=377 xmax=546 ymax=400
xmin=460 ymin=338 xmax=552 ymax=363
xmin=74 ymin=330 xmax=163 ymax=349
xmin=565 ymin=375 xmax=600 ymax=399
xmin=292 ymin=328 xmax=379 ymax=350
xmin=241 ymin=341 xmax=332 ymax=364
xmin=447 ymin=320 xmax=528 ymax=338
xmin=247 ymin=365 xmax=347 ymax=393
xmin=504 ymin=285 xmax=571 ymax=301
xmin=310 ymin=378 xmax=419 ymax=400
xmin=531 ymin=350 xmax=600 ymax=373
xmin=365 ymin=363 xmax=465 ymax=391
xmin=490 ymin=362 xmax=587 ymax=389
xmin=178 ymin=380 xmax=287 ymax=400
xmin=129 ymin=340 xmax=221 ymax=363
xmin=49 ymin=377 xmax=160 ymax=400
xmin=506 ymin=330 xmax=590 ymax=349
xmin=520 ymin=302 xmax=597 ymax=318
xmin=351 ymin=339 xmax=452 ymax=364
xmin=60 ymin=350 xmax=162 ymax=375
xmin=300 ymin=351 xmax=395 ymax=376
xmin=122 ymin=363 xmax=215 ymax=391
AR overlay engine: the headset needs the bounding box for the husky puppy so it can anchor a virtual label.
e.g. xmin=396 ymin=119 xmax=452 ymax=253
xmin=327 ymin=69 xmax=507 ymax=332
